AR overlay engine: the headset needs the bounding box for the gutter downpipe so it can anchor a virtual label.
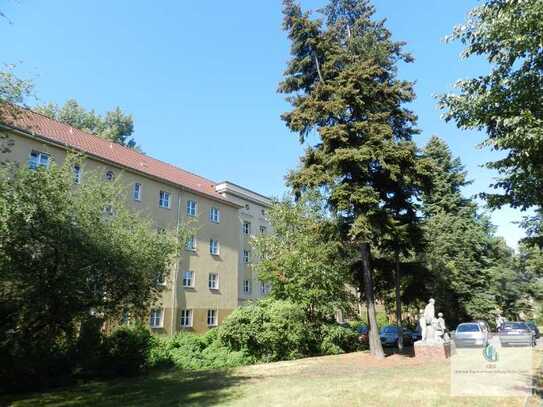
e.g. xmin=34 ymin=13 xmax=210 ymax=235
xmin=170 ymin=190 xmax=182 ymax=334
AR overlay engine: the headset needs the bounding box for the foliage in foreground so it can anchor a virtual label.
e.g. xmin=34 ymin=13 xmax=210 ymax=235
xmin=0 ymin=160 xmax=178 ymax=391
xmin=149 ymin=329 xmax=253 ymax=371
xmin=217 ymin=298 xmax=361 ymax=362
xmin=251 ymin=192 xmax=355 ymax=324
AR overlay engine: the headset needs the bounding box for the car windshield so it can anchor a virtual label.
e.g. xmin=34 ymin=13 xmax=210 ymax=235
xmin=503 ymin=322 xmax=527 ymax=330
xmin=457 ymin=324 xmax=480 ymax=333
xmin=381 ymin=326 xmax=399 ymax=334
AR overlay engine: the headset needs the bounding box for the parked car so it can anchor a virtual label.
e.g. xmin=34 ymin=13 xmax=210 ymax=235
xmin=454 ymin=322 xmax=489 ymax=348
xmin=410 ymin=329 xmax=422 ymax=342
xmin=379 ymin=325 xmax=413 ymax=347
xmin=525 ymin=321 xmax=540 ymax=339
xmin=356 ymin=325 xmax=369 ymax=344
xmin=499 ymin=322 xmax=535 ymax=347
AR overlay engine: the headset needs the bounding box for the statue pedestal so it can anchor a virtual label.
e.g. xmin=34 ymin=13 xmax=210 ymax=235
xmin=414 ymin=340 xmax=454 ymax=360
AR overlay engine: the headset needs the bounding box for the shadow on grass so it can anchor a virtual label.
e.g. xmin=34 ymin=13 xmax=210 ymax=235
xmin=384 ymin=345 xmax=415 ymax=358
xmin=2 ymin=368 xmax=249 ymax=407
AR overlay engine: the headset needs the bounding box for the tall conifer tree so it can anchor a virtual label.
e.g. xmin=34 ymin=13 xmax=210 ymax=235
xmin=279 ymin=0 xmax=427 ymax=357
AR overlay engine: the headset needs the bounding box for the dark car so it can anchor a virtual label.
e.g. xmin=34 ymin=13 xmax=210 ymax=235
xmin=379 ymin=325 xmax=413 ymax=347
xmin=525 ymin=321 xmax=540 ymax=339
xmin=409 ymin=329 xmax=422 ymax=342
xmin=499 ymin=322 xmax=535 ymax=347
xmin=356 ymin=325 xmax=369 ymax=344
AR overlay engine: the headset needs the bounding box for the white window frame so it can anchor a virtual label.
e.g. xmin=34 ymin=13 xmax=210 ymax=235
xmin=243 ymin=279 xmax=251 ymax=294
xmin=208 ymin=273 xmax=219 ymax=290
xmin=260 ymin=281 xmax=268 ymax=295
xmin=159 ymin=191 xmax=171 ymax=208
xmin=105 ymin=170 xmax=114 ymax=181
xmin=243 ymin=249 xmax=250 ymax=264
xmin=73 ymin=164 xmax=82 ymax=184
xmin=186 ymin=200 xmax=197 ymax=217
xmin=243 ymin=221 xmax=251 ymax=235
xmin=207 ymin=309 xmax=218 ymax=327
xmin=133 ymin=182 xmax=142 ymax=201
xmin=149 ymin=308 xmax=163 ymax=328
xmin=182 ymin=271 xmax=194 ymax=288
xmin=185 ymin=235 xmax=197 ymax=251
xmin=259 ymin=225 xmax=267 ymax=234
xmin=28 ymin=151 xmax=49 ymax=170
xmin=180 ymin=309 xmax=193 ymax=328
xmin=209 ymin=239 xmax=220 ymax=256
xmin=209 ymin=207 xmax=220 ymax=223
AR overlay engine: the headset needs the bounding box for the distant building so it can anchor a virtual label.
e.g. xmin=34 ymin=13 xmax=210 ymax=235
xmin=0 ymin=107 xmax=271 ymax=334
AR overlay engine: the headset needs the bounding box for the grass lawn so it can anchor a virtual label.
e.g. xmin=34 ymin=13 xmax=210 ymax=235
xmin=3 ymin=349 xmax=542 ymax=407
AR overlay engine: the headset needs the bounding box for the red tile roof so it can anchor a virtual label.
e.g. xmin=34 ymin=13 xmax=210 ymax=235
xmin=0 ymin=105 xmax=239 ymax=207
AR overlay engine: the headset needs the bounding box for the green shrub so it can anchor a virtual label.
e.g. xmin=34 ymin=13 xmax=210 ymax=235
xmin=217 ymin=298 xmax=315 ymax=362
xmin=319 ymin=324 xmax=360 ymax=355
xmin=100 ymin=324 xmax=152 ymax=377
xmin=147 ymin=330 xmax=253 ymax=371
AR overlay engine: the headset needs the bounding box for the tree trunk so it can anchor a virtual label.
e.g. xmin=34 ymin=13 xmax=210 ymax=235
xmin=361 ymin=242 xmax=385 ymax=358
xmin=394 ymin=248 xmax=403 ymax=352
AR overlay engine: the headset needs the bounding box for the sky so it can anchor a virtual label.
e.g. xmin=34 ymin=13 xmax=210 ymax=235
xmin=1 ymin=0 xmax=528 ymax=248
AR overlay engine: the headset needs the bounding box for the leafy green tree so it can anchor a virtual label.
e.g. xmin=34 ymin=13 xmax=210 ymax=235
xmin=0 ymin=158 xmax=177 ymax=387
xmin=420 ymin=136 xmax=521 ymax=324
xmin=279 ymin=0 xmax=429 ymax=357
xmin=36 ymin=99 xmax=139 ymax=149
xmin=439 ymin=0 xmax=543 ymax=237
xmin=252 ymin=192 xmax=355 ymax=324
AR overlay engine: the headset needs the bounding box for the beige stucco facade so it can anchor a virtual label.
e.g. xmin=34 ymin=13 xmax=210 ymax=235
xmin=0 ymin=125 xmax=271 ymax=334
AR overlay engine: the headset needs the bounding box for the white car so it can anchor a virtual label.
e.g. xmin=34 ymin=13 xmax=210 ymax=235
xmin=454 ymin=322 xmax=489 ymax=348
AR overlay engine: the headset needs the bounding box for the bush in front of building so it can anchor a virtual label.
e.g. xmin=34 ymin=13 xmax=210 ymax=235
xmin=216 ymin=298 xmax=362 ymax=362
xmin=319 ymin=323 xmax=360 ymax=355
xmin=148 ymin=328 xmax=253 ymax=370
xmin=217 ymin=298 xmax=316 ymax=362
xmin=99 ymin=325 xmax=153 ymax=377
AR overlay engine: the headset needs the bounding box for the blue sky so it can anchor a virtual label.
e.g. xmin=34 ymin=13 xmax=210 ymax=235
xmin=1 ymin=0 xmax=527 ymax=248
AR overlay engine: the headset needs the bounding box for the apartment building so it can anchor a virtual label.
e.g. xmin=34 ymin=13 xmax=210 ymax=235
xmin=0 ymin=107 xmax=271 ymax=334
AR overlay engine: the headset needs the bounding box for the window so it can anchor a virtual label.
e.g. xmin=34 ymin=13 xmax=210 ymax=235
xmin=245 ymin=204 xmax=250 ymax=210
xmin=242 ymin=222 xmax=251 ymax=235
xmin=207 ymin=309 xmax=218 ymax=327
xmin=243 ymin=279 xmax=251 ymax=294
xmin=186 ymin=200 xmax=197 ymax=217
xmin=210 ymin=239 xmax=220 ymax=255
xmin=149 ymin=309 xmax=163 ymax=328
xmin=209 ymin=207 xmax=220 ymax=223
xmin=180 ymin=309 xmax=193 ymax=328
xmin=261 ymin=209 xmax=266 ymax=216
xmin=259 ymin=225 xmax=267 ymax=234
xmin=208 ymin=273 xmax=219 ymax=290
xmin=260 ymin=281 xmax=269 ymax=295
xmin=103 ymin=205 xmax=114 ymax=216
xmin=157 ymin=271 xmax=167 ymax=286
xmin=159 ymin=191 xmax=171 ymax=208
xmin=73 ymin=164 xmax=81 ymax=184
xmin=182 ymin=271 xmax=194 ymax=287
xmin=105 ymin=170 xmax=114 ymax=181
xmin=243 ymin=249 xmax=250 ymax=264
xmin=28 ymin=151 xmax=49 ymax=170
xmin=133 ymin=183 xmax=142 ymax=201
xmin=185 ymin=235 xmax=197 ymax=251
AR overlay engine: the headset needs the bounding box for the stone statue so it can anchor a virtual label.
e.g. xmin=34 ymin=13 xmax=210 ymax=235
xmin=423 ymin=298 xmax=436 ymax=342
xmin=418 ymin=309 xmax=426 ymax=341
xmin=436 ymin=312 xmax=449 ymax=342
